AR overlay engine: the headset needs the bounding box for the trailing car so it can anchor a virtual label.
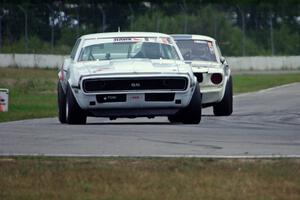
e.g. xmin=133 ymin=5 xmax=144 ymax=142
xmin=58 ymin=32 xmax=202 ymax=124
xmin=172 ymin=34 xmax=233 ymax=116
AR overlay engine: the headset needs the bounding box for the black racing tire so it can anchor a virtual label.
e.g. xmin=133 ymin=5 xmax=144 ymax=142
xmin=213 ymin=75 xmax=233 ymax=116
xmin=168 ymin=115 xmax=181 ymax=123
xmin=57 ymin=81 xmax=67 ymax=124
xmin=181 ymin=84 xmax=202 ymax=124
xmin=66 ymin=84 xmax=87 ymax=124
xmin=169 ymin=83 xmax=202 ymax=124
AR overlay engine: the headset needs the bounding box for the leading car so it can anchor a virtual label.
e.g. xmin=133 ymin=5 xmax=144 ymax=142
xmin=58 ymin=32 xmax=202 ymax=124
xmin=172 ymin=34 xmax=233 ymax=116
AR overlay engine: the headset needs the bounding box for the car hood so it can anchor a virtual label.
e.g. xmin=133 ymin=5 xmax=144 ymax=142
xmin=75 ymin=59 xmax=191 ymax=75
xmin=69 ymin=59 xmax=193 ymax=85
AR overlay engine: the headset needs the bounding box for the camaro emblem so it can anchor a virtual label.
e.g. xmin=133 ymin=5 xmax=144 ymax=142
xmin=131 ymin=82 xmax=141 ymax=87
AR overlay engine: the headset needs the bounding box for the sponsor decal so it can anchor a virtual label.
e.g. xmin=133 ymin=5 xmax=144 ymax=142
xmin=114 ymin=37 xmax=143 ymax=42
xmin=113 ymin=37 xmax=172 ymax=45
xmin=114 ymin=37 xmax=133 ymax=42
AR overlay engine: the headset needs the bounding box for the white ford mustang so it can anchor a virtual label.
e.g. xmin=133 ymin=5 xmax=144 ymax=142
xmin=58 ymin=32 xmax=202 ymax=124
xmin=172 ymin=34 xmax=233 ymax=116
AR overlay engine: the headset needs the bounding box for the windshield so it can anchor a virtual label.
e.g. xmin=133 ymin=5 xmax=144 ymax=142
xmin=175 ymin=40 xmax=217 ymax=62
xmin=78 ymin=38 xmax=180 ymax=61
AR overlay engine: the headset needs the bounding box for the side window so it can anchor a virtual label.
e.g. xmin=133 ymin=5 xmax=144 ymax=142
xmin=70 ymin=39 xmax=81 ymax=60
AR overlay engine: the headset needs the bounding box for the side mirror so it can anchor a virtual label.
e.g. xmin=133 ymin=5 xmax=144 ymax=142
xmin=220 ymin=56 xmax=226 ymax=64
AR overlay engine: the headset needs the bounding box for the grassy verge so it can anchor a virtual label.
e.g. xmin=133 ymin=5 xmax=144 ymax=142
xmin=0 ymin=68 xmax=300 ymax=122
xmin=0 ymin=157 xmax=299 ymax=200
xmin=233 ymin=73 xmax=300 ymax=94
xmin=0 ymin=68 xmax=57 ymax=122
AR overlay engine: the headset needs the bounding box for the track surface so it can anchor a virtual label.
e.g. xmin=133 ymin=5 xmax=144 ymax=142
xmin=0 ymin=83 xmax=299 ymax=157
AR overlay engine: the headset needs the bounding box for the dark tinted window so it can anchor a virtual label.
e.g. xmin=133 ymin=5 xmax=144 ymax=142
xmin=78 ymin=42 xmax=180 ymax=61
xmin=176 ymin=40 xmax=217 ymax=62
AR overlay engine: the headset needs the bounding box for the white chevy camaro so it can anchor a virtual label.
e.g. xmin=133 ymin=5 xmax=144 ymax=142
xmin=172 ymin=34 xmax=233 ymax=116
xmin=57 ymin=32 xmax=202 ymax=124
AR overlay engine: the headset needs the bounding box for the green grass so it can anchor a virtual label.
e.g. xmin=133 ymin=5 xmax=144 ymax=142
xmin=0 ymin=68 xmax=57 ymax=122
xmin=0 ymin=68 xmax=300 ymax=122
xmin=0 ymin=157 xmax=299 ymax=200
xmin=233 ymin=73 xmax=300 ymax=94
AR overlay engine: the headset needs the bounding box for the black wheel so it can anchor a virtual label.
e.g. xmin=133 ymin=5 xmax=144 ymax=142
xmin=168 ymin=115 xmax=181 ymax=123
xmin=169 ymin=83 xmax=202 ymax=124
xmin=213 ymin=75 xmax=233 ymax=116
xmin=66 ymin=84 xmax=87 ymax=124
xmin=57 ymin=81 xmax=67 ymax=124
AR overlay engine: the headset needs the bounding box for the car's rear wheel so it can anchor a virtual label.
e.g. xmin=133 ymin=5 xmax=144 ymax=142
xmin=57 ymin=81 xmax=66 ymax=124
xmin=169 ymin=83 xmax=202 ymax=124
xmin=213 ymin=75 xmax=233 ymax=116
xmin=66 ymin=85 xmax=87 ymax=124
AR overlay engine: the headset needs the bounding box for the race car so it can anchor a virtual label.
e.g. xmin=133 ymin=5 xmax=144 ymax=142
xmin=57 ymin=32 xmax=202 ymax=124
xmin=172 ymin=34 xmax=233 ymax=116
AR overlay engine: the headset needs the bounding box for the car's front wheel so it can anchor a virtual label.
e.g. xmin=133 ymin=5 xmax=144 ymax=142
xmin=65 ymin=85 xmax=87 ymax=124
xmin=213 ymin=75 xmax=233 ymax=116
xmin=168 ymin=83 xmax=202 ymax=124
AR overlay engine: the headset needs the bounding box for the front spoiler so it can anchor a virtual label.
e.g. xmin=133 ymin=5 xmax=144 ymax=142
xmin=87 ymin=108 xmax=179 ymax=118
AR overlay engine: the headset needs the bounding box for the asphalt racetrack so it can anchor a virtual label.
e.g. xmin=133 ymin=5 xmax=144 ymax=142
xmin=0 ymin=83 xmax=299 ymax=157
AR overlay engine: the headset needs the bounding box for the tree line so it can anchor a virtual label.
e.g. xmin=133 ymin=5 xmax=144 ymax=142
xmin=0 ymin=0 xmax=299 ymax=56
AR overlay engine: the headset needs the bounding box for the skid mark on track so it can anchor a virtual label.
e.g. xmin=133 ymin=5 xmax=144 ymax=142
xmin=139 ymin=138 xmax=222 ymax=150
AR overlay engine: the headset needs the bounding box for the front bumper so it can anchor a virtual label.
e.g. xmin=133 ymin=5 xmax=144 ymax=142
xmin=70 ymin=74 xmax=196 ymax=116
